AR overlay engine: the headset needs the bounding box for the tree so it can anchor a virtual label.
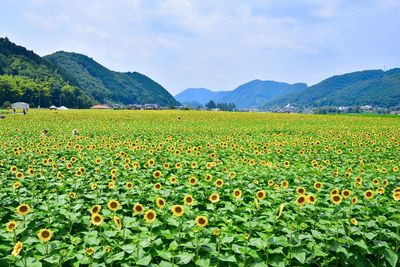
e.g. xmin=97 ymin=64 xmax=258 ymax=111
xmin=205 ymin=100 xmax=216 ymax=109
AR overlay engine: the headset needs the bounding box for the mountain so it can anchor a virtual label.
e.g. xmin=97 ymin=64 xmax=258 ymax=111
xmin=176 ymin=80 xmax=307 ymax=109
xmin=0 ymin=37 xmax=95 ymax=108
xmin=268 ymin=69 xmax=400 ymax=108
xmin=45 ymin=52 xmax=179 ymax=106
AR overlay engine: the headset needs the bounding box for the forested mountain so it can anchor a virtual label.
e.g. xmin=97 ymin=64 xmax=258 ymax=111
xmin=0 ymin=37 xmax=94 ymax=108
xmin=45 ymin=52 xmax=179 ymax=106
xmin=176 ymin=80 xmax=306 ymax=109
xmin=0 ymin=37 xmax=179 ymax=108
xmin=268 ymin=69 xmax=400 ymax=108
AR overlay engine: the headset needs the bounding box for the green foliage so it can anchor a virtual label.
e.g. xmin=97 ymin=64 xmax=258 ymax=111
xmin=0 ymin=37 xmax=95 ymax=108
xmin=45 ymin=52 xmax=179 ymax=106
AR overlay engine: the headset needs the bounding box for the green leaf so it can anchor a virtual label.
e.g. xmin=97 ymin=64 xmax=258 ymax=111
xmin=269 ymin=247 xmax=284 ymax=254
xmin=176 ymin=253 xmax=195 ymax=265
xmin=120 ymin=244 xmax=135 ymax=254
xmin=220 ymin=254 xmax=236 ymax=262
xmin=293 ymin=251 xmax=306 ymax=264
xmin=136 ymin=255 xmax=152 ymax=266
xmin=157 ymin=250 xmax=172 ymax=261
xmin=221 ymin=236 xmax=234 ymax=244
xmin=384 ymin=248 xmax=398 ymax=267
xmin=364 ymin=232 xmax=377 ymax=240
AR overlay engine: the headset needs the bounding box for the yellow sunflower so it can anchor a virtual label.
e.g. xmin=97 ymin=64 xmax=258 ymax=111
xmin=133 ymin=203 xmax=144 ymax=215
xmin=295 ymin=195 xmax=308 ymax=206
xmin=232 ymin=188 xmax=242 ymax=199
xmin=90 ymin=205 xmax=101 ymax=214
xmin=215 ymin=179 xmax=224 ymax=188
xmin=188 ymin=177 xmax=198 ymax=186
xmin=171 ymin=205 xmax=184 ymax=217
xmin=153 ymin=170 xmax=162 ymax=179
xmin=351 ymin=218 xmax=358 ymax=225
xmin=307 ymin=194 xmax=316 ymax=205
xmin=209 ymin=193 xmax=220 ymax=203
xmin=330 ymin=194 xmax=342 ymax=205
xmin=364 ymin=190 xmax=374 ymax=200
xmin=144 ymin=210 xmax=157 ymax=223
xmin=156 ymin=197 xmax=166 ymax=208
xmin=16 ymin=204 xmax=31 ymax=216
xmin=38 ymin=229 xmax=52 ymax=242
xmin=341 ymin=189 xmax=352 ymax=199
xmin=11 ymin=242 xmax=23 ymax=257
xmin=313 ymin=182 xmax=323 ymax=191
xmin=91 ymin=214 xmax=103 ymax=226
xmin=107 ymin=200 xmax=121 ymax=212
xmin=113 ymin=216 xmax=122 ymax=229
xmin=296 ymin=187 xmax=306 ymax=195
xmin=195 ymin=216 xmax=208 ymax=227
xmin=351 ymin=196 xmax=359 ymax=205
xmin=184 ymin=195 xmax=194 ymax=206
xmin=86 ymin=247 xmax=94 ymax=255
xmin=256 ymin=190 xmax=266 ymax=201
xmin=6 ymin=220 xmax=17 ymax=232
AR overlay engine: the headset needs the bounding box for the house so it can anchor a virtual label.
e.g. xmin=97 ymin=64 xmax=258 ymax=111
xmin=144 ymin=104 xmax=159 ymax=110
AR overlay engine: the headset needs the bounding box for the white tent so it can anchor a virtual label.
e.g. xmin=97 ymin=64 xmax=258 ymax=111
xmin=57 ymin=106 xmax=68 ymax=110
xmin=50 ymin=105 xmax=57 ymax=110
xmin=12 ymin=102 xmax=29 ymax=109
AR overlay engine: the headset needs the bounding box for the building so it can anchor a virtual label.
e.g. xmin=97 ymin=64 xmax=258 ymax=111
xmin=90 ymin=104 xmax=112 ymax=109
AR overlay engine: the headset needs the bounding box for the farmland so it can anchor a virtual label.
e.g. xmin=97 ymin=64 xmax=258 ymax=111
xmin=0 ymin=110 xmax=399 ymax=266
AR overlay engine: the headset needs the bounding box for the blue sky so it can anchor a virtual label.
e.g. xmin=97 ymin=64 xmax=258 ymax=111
xmin=1 ymin=0 xmax=400 ymax=94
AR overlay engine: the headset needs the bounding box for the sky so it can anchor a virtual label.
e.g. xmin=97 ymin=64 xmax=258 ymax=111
xmin=1 ymin=0 xmax=400 ymax=95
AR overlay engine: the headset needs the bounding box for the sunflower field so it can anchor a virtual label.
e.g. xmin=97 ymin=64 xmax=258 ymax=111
xmin=0 ymin=110 xmax=399 ymax=266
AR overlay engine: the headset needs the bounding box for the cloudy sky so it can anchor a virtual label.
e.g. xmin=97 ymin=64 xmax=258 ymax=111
xmin=1 ymin=0 xmax=399 ymax=94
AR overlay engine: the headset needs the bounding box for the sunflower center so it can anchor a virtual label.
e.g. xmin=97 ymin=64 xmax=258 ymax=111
xmin=41 ymin=231 xmax=50 ymax=238
xmin=199 ymin=218 xmax=206 ymax=224
xmin=110 ymin=202 xmax=117 ymax=208
xmin=147 ymin=213 xmax=154 ymax=219
xmin=20 ymin=206 xmax=28 ymax=212
xmin=175 ymin=207 xmax=182 ymax=213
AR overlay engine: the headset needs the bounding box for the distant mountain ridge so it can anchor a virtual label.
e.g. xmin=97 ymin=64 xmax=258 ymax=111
xmin=176 ymin=80 xmax=307 ymax=109
xmin=268 ymin=69 xmax=400 ymax=108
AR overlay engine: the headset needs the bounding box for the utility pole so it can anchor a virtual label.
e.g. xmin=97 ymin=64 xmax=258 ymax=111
xmin=38 ymin=90 xmax=41 ymax=109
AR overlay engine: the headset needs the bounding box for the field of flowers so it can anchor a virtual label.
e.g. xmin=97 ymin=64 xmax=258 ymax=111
xmin=0 ymin=110 xmax=399 ymax=266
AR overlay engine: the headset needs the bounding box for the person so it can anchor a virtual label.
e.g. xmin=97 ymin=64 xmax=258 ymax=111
xmin=72 ymin=129 xmax=79 ymax=136
xmin=41 ymin=129 xmax=48 ymax=136
xmin=23 ymin=108 xmax=26 ymax=115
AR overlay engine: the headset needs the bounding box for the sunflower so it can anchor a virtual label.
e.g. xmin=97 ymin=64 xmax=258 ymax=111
xmin=295 ymin=195 xmax=308 ymax=206
xmin=296 ymin=187 xmax=306 ymax=195
xmin=38 ymin=229 xmax=52 ymax=242
xmin=10 ymin=166 xmax=17 ymax=173
xmin=125 ymin=182 xmax=134 ymax=190
xmin=233 ymin=188 xmax=242 ymax=199
xmin=169 ymin=176 xmax=177 ymax=184
xmin=393 ymin=192 xmax=400 ymax=201
xmin=195 ymin=216 xmax=208 ymax=227
xmin=215 ymin=179 xmax=224 ymax=188
xmin=307 ymin=194 xmax=316 ymax=205
xmin=205 ymin=174 xmax=213 ymax=182
xmin=351 ymin=218 xmax=358 ymax=225
xmin=209 ymin=193 xmax=220 ymax=203
xmin=69 ymin=192 xmax=77 ymax=199
xmin=331 ymin=188 xmax=339 ymax=195
xmin=86 ymin=247 xmax=94 ymax=255
xmin=6 ymin=220 xmax=17 ymax=232
xmin=154 ymin=183 xmax=162 ymax=190
xmin=364 ymin=190 xmax=374 ymax=199
xmin=175 ymin=162 xmax=182 ymax=169
xmin=95 ymin=158 xmax=101 ymax=164
xmin=13 ymin=182 xmax=21 ymax=189
xmin=184 ymin=195 xmax=194 ymax=206
xmin=372 ymin=178 xmax=379 ymax=186
xmin=355 ymin=177 xmax=362 ymax=185
xmin=156 ymin=197 xmax=166 ymax=208
xmin=11 ymin=242 xmax=23 ymax=257
xmin=89 ymin=183 xmax=97 ymax=190
xmin=256 ymin=190 xmax=266 ymax=201
xmin=153 ymin=170 xmax=162 ymax=179
xmin=90 ymin=205 xmax=101 ymax=214
xmin=144 ymin=210 xmax=157 ymax=223
xmin=110 ymin=169 xmax=117 ymax=176
xmin=341 ymin=189 xmax=352 ymax=199
xmin=133 ymin=203 xmax=144 ymax=214
xmin=105 ymin=245 xmax=111 ymax=253
xmin=171 ymin=205 xmax=184 ymax=217
xmin=15 ymin=172 xmax=24 ymax=179
xmin=281 ymin=180 xmax=289 ymax=189
xmin=113 ymin=216 xmax=122 ymax=229
xmin=108 ymin=182 xmax=115 ymax=189
xmin=313 ymin=182 xmax=323 ymax=191
xmin=268 ymin=180 xmax=274 ymax=186
xmin=16 ymin=204 xmax=31 ymax=216
xmin=382 ymin=179 xmax=388 ymax=187
xmin=107 ymin=200 xmax=121 ymax=212
xmin=351 ymin=196 xmax=359 ymax=205
xmin=330 ymin=194 xmax=342 ymax=205
xmin=188 ymin=177 xmax=198 ymax=186
xmin=163 ymin=163 xmax=169 ymax=170
xmin=377 ymin=187 xmax=385 ymax=195
xmin=91 ymin=214 xmax=103 ymax=226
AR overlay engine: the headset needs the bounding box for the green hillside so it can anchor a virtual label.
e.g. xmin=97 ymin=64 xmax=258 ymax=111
xmin=0 ymin=37 xmax=94 ymax=108
xmin=45 ymin=52 xmax=179 ymax=106
xmin=268 ymin=69 xmax=400 ymax=108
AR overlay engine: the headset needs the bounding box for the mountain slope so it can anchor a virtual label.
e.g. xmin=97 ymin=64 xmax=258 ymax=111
xmin=45 ymin=51 xmax=179 ymax=106
xmin=268 ymin=69 xmax=400 ymax=108
xmin=176 ymin=80 xmax=307 ymax=108
xmin=0 ymin=37 xmax=94 ymax=108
